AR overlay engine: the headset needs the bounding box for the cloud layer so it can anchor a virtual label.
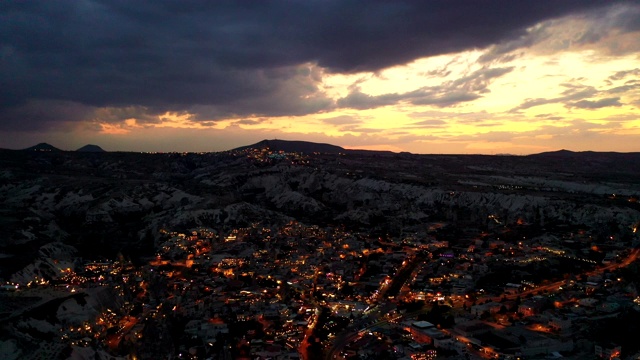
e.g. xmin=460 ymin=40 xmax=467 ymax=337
xmin=2 ymin=1 xmax=633 ymax=128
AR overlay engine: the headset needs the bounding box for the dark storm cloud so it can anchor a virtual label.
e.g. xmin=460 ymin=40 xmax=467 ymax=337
xmin=338 ymin=66 xmax=513 ymax=110
xmin=478 ymin=25 xmax=550 ymax=63
xmin=336 ymin=90 xmax=399 ymax=110
xmin=338 ymin=125 xmax=382 ymax=134
xmin=569 ymin=97 xmax=622 ymax=109
xmin=607 ymin=83 xmax=640 ymax=94
xmin=233 ymin=119 xmax=265 ymax=126
xmin=0 ymin=0 xmax=633 ymax=130
xmin=609 ymin=69 xmax=640 ymax=81
xmin=321 ymin=115 xmax=363 ymax=126
xmin=510 ymin=84 xmax=599 ymax=112
xmin=512 ymin=80 xmax=630 ymax=112
xmin=535 ymin=114 xmax=565 ymax=120
xmin=410 ymin=120 xmax=447 ymax=128
xmin=410 ymin=92 xmax=481 ymax=107
xmin=0 ymin=100 xmax=95 ymax=131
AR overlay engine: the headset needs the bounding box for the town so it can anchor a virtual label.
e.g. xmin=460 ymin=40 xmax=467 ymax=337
xmin=3 ymin=217 xmax=640 ymax=360
xmin=1 ymin=143 xmax=640 ymax=360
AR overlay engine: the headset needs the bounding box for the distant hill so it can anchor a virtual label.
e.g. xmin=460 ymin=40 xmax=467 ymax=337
xmin=528 ymin=149 xmax=640 ymax=160
xmin=77 ymin=144 xmax=106 ymax=152
xmin=527 ymin=149 xmax=640 ymax=176
xmin=529 ymin=149 xmax=640 ymax=156
xmin=23 ymin=143 xmax=62 ymax=152
xmin=234 ymin=139 xmax=345 ymax=153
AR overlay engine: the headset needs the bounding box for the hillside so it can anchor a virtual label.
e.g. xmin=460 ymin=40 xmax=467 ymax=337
xmin=22 ymin=143 xmax=62 ymax=152
xmin=76 ymin=144 xmax=106 ymax=152
xmin=233 ymin=139 xmax=345 ymax=153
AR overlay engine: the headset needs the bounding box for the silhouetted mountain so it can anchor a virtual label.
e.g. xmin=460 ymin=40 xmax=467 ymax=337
xmin=23 ymin=143 xmax=62 ymax=152
xmin=234 ymin=139 xmax=345 ymax=153
xmin=528 ymin=149 xmax=640 ymax=161
xmin=526 ymin=149 xmax=640 ymax=180
xmin=529 ymin=149 xmax=640 ymax=157
xmin=77 ymin=144 xmax=106 ymax=152
xmin=535 ymin=149 xmax=575 ymax=155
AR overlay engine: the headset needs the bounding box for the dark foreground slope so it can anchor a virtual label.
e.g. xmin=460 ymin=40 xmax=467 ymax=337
xmin=0 ymin=146 xmax=639 ymax=273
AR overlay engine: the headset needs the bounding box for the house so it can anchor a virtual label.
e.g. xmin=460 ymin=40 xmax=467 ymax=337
xmin=471 ymin=301 xmax=502 ymax=317
xmin=407 ymin=321 xmax=448 ymax=345
xmin=519 ymin=297 xmax=547 ymax=317
xmin=454 ymin=320 xmax=493 ymax=338
xmin=595 ymin=342 xmax=621 ymax=359
xmin=547 ymin=316 xmax=571 ymax=333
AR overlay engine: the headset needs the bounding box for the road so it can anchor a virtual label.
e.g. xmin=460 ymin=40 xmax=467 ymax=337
xmin=324 ymin=253 xmax=422 ymax=360
xmin=485 ymin=247 xmax=640 ymax=302
xmin=299 ymin=307 xmax=321 ymax=360
xmin=106 ymin=315 xmax=138 ymax=350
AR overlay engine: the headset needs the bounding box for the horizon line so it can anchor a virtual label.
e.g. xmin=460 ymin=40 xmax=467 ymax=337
xmin=3 ymin=140 xmax=639 ymax=156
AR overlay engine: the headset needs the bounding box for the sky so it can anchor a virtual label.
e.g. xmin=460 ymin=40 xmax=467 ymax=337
xmin=1 ymin=0 xmax=640 ymax=154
